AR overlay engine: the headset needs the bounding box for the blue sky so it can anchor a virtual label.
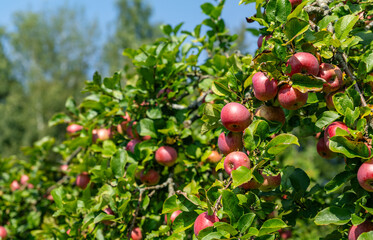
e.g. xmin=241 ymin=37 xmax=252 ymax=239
xmin=0 ymin=0 xmax=259 ymax=74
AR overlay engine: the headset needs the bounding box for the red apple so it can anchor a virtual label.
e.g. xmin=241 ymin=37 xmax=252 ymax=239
xmin=207 ymin=150 xmax=222 ymax=163
xmin=126 ymin=121 xmax=140 ymax=139
xmin=142 ymin=135 xmax=151 ymax=141
xmin=140 ymin=169 xmax=160 ymax=186
xmin=319 ymin=63 xmax=343 ymax=93
xmin=357 ymin=158 xmax=373 ymax=192
xmin=316 ymin=137 xmax=336 ymax=159
xmin=240 ymin=178 xmax=261 ymax=190
xmin=289 ymin=0 xmax=302 ymax=8
xmin=278 ymin=84 xmax=308 ymax=110
xmin=221 ymin=102 xmax=252 ymax=132
xmin=20 ymin=175 xmax=29 ymax=185
xmin=47 ymin=194 xmax=54 ymax=201
xmin=286 ymin=52 xmax=319 ymax=77
xmin=324 ymin=121 xmax=349 ymax=148
xmin=259 ymin=172 xmax=281 ymax=192
xmin=224 ymin=151 xmax=250 ymax=175
xmin=97 ymin=128 xmax=112 ymax=141
xmin=126 ymin=139 xmax=142 ymax=153
xmin=194 ymin=212 xmax=220 ymax=236
xmin=76 ymin=172 xmax=90 ymax=189
xmin=252 ymin=72 xmax=278 ymax=101
xmin=131 ymin=227 xmax=142 ymax=240
xmin=67 ymin=124 xmax=83 ymax=134
xmin=348 ymin=221 xmax=373 ymax=240
xmin=257 ymin=35 xmax=272 ymax=48
xmin=66 ymin=229 xmax=71 ymax=235
xmin=10 ymin=180 xmax=20 ymax=191
xmin=218 ymin=132 xmax=243 ymax=155
xmin=155 ymin=146 xmax=178 ymax=167
xmin=103 ymin=207 xmax=114 ymax=225
xmin=60 ymin=164 xmax=69 ymax=172
xmin=325 ymin=90 xmax=344 ymax=110
xmin=255 ymin=105 xmax=286 ymax=125
xmin=278 ymin=229 xmax=292 ymax=239
xmin=0 ymin=226 xmax=7 ymax=239
xmin=27 ymin=183 xmax=34 ymax=189
xmin=117 ymin=112 xmax=131 ymax=134
xmin=165 ymin=210 xmax=182 ymax=224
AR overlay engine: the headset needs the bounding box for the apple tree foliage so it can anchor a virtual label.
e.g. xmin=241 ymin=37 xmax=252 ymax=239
xmin=1 ymin=0 xmax=373 ymax=239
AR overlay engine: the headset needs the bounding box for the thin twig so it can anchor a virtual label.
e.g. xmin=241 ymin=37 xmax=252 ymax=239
xmin=213 ymin=176 xmax=232 ymax=215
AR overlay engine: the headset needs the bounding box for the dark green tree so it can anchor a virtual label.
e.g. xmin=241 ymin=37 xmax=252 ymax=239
xmin=102 ymin=0 xmax=161 ymax=75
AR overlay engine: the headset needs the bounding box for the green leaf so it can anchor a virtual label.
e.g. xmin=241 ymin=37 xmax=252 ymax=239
xmin=173 ymin=211 xmax=199 ymax=234
xmin=266 ymin=0 xmax=292 ymax=24
xmin=315 ymin=111 xmax=340 ymax=129
xmin=324 ymin=171 xmax=354 ymax=194
xmin=48 ymin=113 xmax=71 ymax=127
xmin=333 ymin=92 xmax=354 ymax=116
xmin=289 ymin=168 xmax=310 ymax=193
xmin=214 ymin=222 xmax=238 ymax=236
xmin=212 ymin=80 xmax=231 ymax=96
xmin=334 ymin=15 xmax=359 ymax=40
xmin=287 ymin=0 xmax=314 ymax=20
xmin=291 ymin=73 xmax=325 ymax=93
xmin=314 ymin=207 xmax=351 ymax=225
xmin=243 ymin=120 xmax=270 ymax=151
xmin=65 ymin=97 xmax=79 ymax=116
xmin=237 ymin=213 xmax=256 ymax=232
xmin=93 ymin=213 xmax=115 ymax=224
xmin=258 ymin=219 xmax=287 ymax=236
xmin=329 ymin=136 xmax=370 ymax=158
xmin=358 ymin=231 xmax=373 ymax=240
xmin=146 ymin=107 xmax=162 ymax=119
xmin=138 ymin=118 xmax=157 ymax=138
xmin=102 ymin=140 xmax=117 ymax=158
xmin=232 ymin=166 xmax=252 ymax=188
xmin=344 ymin=107 xmax=360 ymax=127
xmin=201 ymin=3 xmax=215 ymax=16
xmin=284 ymin=18 xmax=309 ymax=43
xmin=222 ymin=190 xmax=244 ymax=226
xmin=318 ymin=15 xmax=338 ymax=29
xmin=110 ymin=149 xmax=127 ymax=178
xmin=51 ymin=187 xmax=64 ymax=209
xmin=241 ymin=227 xmax=259 ymax=238
xmin=265 ymin=134 xmax=299 ymax=155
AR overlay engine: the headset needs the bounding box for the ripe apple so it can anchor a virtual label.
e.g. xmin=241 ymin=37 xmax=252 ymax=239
xmin=218 ymin=132 xmax=243 ymax=155
xmin=348 ymin=221 xmax=373 ymax=240
xmin=324 ymin=121 xmax=349 ymax=148
xmin=286 ymin=52 xmax=319 ymax=77
xmin=289 ymin=0 xmax=302 ymax=8
xmin=76 ymin=172 xmax=90 ymax=189
xmin=47 ymin=194 xmax=54 ymax=201
xmin=131 ymin=227 xmax=142 ymax=240
xmin=220 ymin=102 xmax=252 ymax=132
xmin=278 ymin=229 xmax=292 ymax=239
xmin=240 ymin=178 xmax=261 ymax=190
xmin=60 ymin=164 xmax=69 ymax=172
xmin=155 ymin=146 xmax=178 ymax=167
xmin=224 ymin=151 xmax=250 ymax=175
xmin=255 ymin=105 xmax=286 ymax=125
xmin=102 ymin=207 xmax=114 ymax=225
xmin=27 ymin=183 xmax=34 ymax=189
xmin=0 ymin=226 xmax=7 ymax=239
xmin=126 ymin=121 xmax=140 ymax=139
xmin=142 ymin=135 xmax=151 ymax=141
xmin=66 ymin=124 xmax=83 ymax=134
xmin=257 ymin=35 xmax=272 ymax=48
xmin=259 ymin=172 xmax=281 ymax=192
xmin=140 ymin=169 xmax=160 ymax=186
xmin=252 ymin=72 xmax=278 ymax=101
xmin=357 ymin=158 xmax=373 ymax=192
xmin=316 ymin=137 xmax=336 ymax=159
xmin=126 ymin=139 xmax=142 ymax=153
xmin=318 ymin=63 xmax=343 ymax=93
xmin=165 ymin=210 xmax=182 ymax=224
xmin=117 ymin=112 xmax=131 ymax=134
xmin=66 ymin=229 xmax=71 ymax=235
xmin=194 ymin=212 xmax=220 ymax=236
xmin=278 ymin=84 xmax=308 ymax=110
xmin=10 ymin=180 xmax=20 ymax=191
xmin=207 ymin=150 xmax=222 ymax=163
xmin=97 ymin=128 xmax=112 ymax=141
xmin=20 ymin=175 xmax=29 ymax=185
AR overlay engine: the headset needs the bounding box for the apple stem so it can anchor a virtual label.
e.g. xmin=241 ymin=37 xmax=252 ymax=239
xmin=213 ymin=176 xmax=233 ymax=215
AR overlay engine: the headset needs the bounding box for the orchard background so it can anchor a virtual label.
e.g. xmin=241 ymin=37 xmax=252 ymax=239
xmin=1 ymin=0 xmax=373 ymax=239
